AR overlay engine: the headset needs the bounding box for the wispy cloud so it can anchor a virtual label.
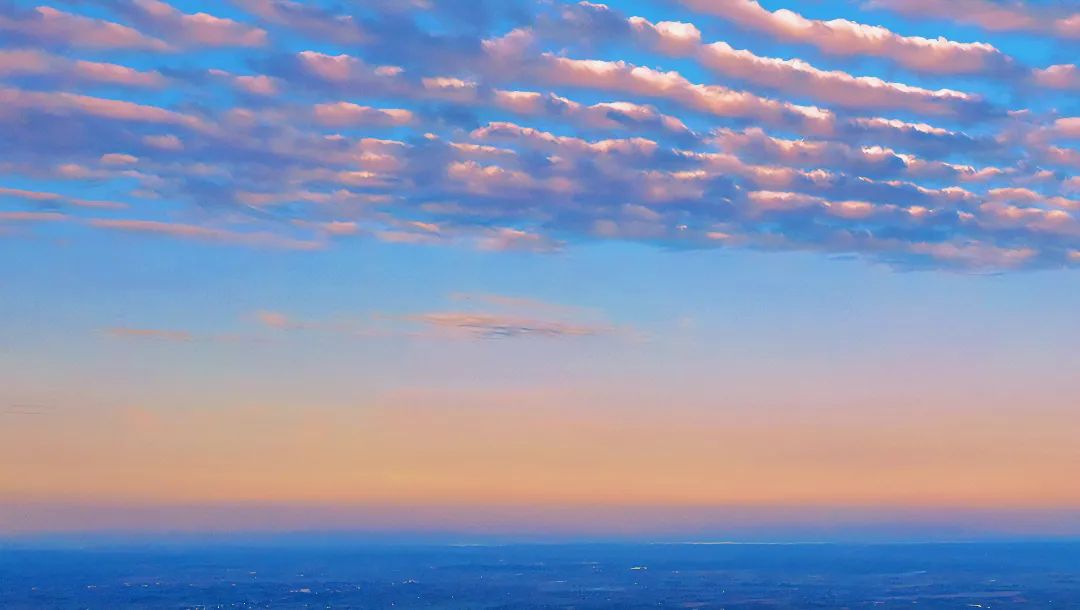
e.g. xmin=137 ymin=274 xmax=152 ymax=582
xmin=250 ymin=294 xmax=620 ymax=341
xmin=253 ymin=310 xmax=294 ymax=330
xmin=2 ymin=404 xmax=58 ymax=416
xmin=0 ymin=6 xmax=170 ymax=51
xmin=1 ymin=186 xmax=127 ymax=210
xmin=88 ymin=219 xmax=324 ymax=250
xmin=678 ymin=0 xmax=1013 ymax=75
xmin=866 ymin=0 xmax=1079 ymax=39
xmin=408 ymin=312 xmax=610 ymax=339
xmin=0 ymin=49 xmax=167 ymax=88
xmin=111 ymin=0 xmax=268 ymax=48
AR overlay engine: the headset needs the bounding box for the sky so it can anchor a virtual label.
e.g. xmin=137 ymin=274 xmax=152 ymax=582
xmin=1 ymin=0 xmax=1079 ymax=541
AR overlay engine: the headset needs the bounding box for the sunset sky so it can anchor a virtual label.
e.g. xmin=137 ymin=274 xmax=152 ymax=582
xmin=1 ymin=0 xmax=1079 ymax=540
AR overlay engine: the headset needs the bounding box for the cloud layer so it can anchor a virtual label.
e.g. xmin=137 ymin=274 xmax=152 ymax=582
xmin=0 ymin=0 xmax=1078 ymax=270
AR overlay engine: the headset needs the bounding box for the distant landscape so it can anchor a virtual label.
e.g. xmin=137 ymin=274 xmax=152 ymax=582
xmin=4 ymin=542 xmax=1080 ymax=608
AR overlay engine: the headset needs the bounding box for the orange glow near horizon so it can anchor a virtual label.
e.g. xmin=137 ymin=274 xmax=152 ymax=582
xmin=5 ymin=386 xmax=1079 ymax=515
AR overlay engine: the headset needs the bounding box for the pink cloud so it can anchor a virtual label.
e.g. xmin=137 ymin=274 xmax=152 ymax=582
xmin=867 ymin=0 xmax=1036 ymax=32
xmin=0 ymin=49 xmax=165 ymax=88
xmin=1041 ymin=146 xmax=1080 ymax=170
xmin=849 ymin=117 xmax=956 ymax=138
xmin=868 ymin=0 xmax=1080 ymax=40
xmin=88 ymin=219 xmax=324 ymax=250
xmin=0 ymin=48 xmax=51 ymax=75
xmin=126 ymin=0 xmax=268 ymax=47
xmin=297 ymin=51 xmax=373 ymax=82
xmin=0 ymin=186 xmax=63 ymax=202
xmin=906 ymin=241 xmax=1038 ymax=268
xmin=744 ymin=191 xmax=882 ymax=219
xmin=409 ymin=312 xmax=606 ymax=339
xmin=0 ymin=186 xmax=128 ymax=211
xmin=74 ymin=59 xmax=166 ymax=87
xmin=0 ymin=211 xmax=67 ymax=222
xmin=1057 ymin=14 xmax=1080 ymax=38
xmin=100 ymin=153 xmax=139 ymax=166
xmin=709 ymin=128 xmax=1002 ymax=183
xmin=0 ymin=86 xmax=205 ymax=130
xmin=375 ymin=230 xmax=446 ymax=246
xmin=143 ymin=134 xmax=184 ymax=150
xmin=477 ymin=228 xmax=563 ymax=253
xmin=470 ymin=122 xmax=658 ymax=158
xmin=630 ymin=16 xmax=980 ymax=116
xmin=679 ymin=0 xmax=1007 ymax=74
xmin=421 ymin=77 xmax=480 ymax=102
xmin=0 ymin=6 xmax=170 ymax=51
xmin=1049 ymin=118 xmax=1080 ymax=141
xmin=304 ymin=221 xmax=360 ymax=236
xmin=446 ymin=161 xmax=540 ymax=195
xmin=206 ymin=69 xmax=280 ymax=96
xmin=234 ymin=75 xmax=278 ymax=96
xmin=536 ymin=54 xmax=835 ymax=135
xmin=312 ymin=102 xmax=414 ymax=127
xmin=254 ymin=310 xmax=293 ymax=329
xmin=491 ymin=90 xmax=691 ymax=135
xmin=1034 ymin=65 xmax=1080 ymax=90
xmin=232 ymin=0 xmax=366 ymax=44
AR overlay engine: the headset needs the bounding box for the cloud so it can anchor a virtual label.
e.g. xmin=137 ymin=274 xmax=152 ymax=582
xmin=629 ymin=16 xmax=988 ymax=117
xmin=1033 ymin=65 xmax=1080 ymax=90
xmin=471 ymin=122 xmax=658 ymax=158
xmin=709 ymin=128 xmax=1002 ymax=182
xmin=232 ymin=0 xmax=366 ymax=44
xmin=0 ymin=6 xmax=169 ymax=51
xmin=205 ymin=69 xmax=280 ymax=96
xmin=1047 ymin=118 xmax=1080 ymax=142
xmin=312 ymin=103 xmax=414 ymax=127
xmin=408 ymin=312 xmax=608 ymax=339
xmin=0 ymin=86 xmax=206 ymax=130
xmin=113 ymin=0 xmax=268 ymax=48
xmin=678 ymin=0 xmax=1013 ymax=75
xmin=866 ymin=0 xmax=1080 ymax=40
xmin=0 ymin=210 xmax=67 ymax=223
xmin=88 ymin=219 xmax=325 ymax=250
xmin=534 ymin=54 xmax=836 ymax=135
xmin=0 ymin=185 xmax=127 ymax=210
xmin=476 ymin=227 xmax=563 ymax=253
xmin=254 ymin=310 xmax=294 ymax=329
xmin=0 ymin=49 xmax=167 ymax=88
xmin=249 ymin=292 xmax=616 ymax=340
xmin=492 ymin=91 xmax=692 ymax=138
xmin=1 ymin=404 xmax=57 ymax=416
xmin=1058 ymin=14 xmax=1080 ymax=38
xmin=100 ymin=153 xmax=139 ymax=166
xmin=407 ymin=290 xmax=620 ymax=339
xmin=143 ymin=134 xmax=184 ymax=150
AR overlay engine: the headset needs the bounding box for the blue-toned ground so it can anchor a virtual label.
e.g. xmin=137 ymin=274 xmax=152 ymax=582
xmin=2 ymin=542 xmax=1079 ymax=608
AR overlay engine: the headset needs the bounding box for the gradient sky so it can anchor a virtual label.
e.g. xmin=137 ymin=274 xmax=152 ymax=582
xmin=1 ymin=0 xmax=1079 ymax=540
